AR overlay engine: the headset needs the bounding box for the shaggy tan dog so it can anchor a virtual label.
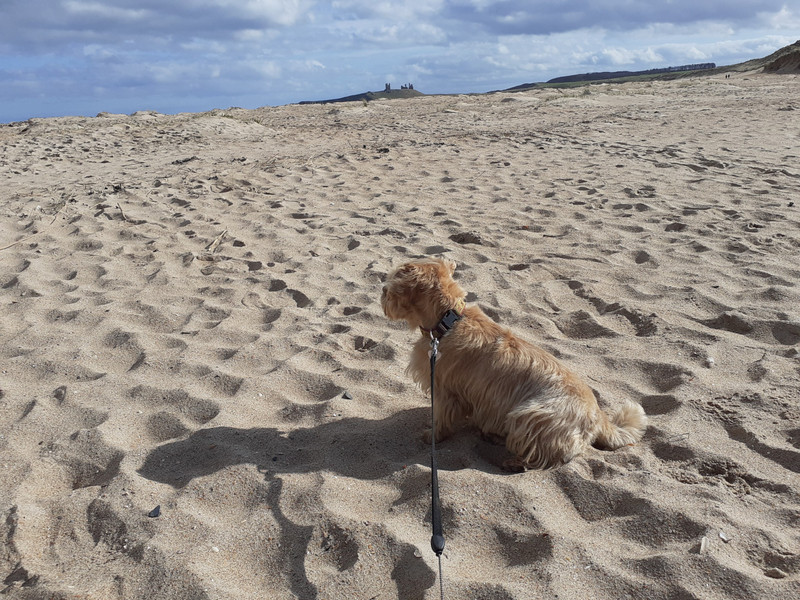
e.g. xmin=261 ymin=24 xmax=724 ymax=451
xmin=381 ymin=258 xmax=647 ymax=470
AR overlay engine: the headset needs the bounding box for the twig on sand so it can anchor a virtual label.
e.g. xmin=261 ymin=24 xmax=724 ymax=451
xmin=205 ymin=229 xmax=228 ymax=253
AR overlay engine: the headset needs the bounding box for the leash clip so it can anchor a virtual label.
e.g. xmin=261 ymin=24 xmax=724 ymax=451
xmin=429 ymin=332 xmax=440 ymax=360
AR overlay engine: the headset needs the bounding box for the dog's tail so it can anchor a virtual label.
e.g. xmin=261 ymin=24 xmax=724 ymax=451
xmin=594 ymin=401 xmax=647 ymax=449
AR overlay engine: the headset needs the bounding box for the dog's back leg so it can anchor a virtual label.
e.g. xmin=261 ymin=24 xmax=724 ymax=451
xmin=424 ymin=389 xmax=468 ymax=444
xmin=504 ymin=397 xmax=592 ymax=470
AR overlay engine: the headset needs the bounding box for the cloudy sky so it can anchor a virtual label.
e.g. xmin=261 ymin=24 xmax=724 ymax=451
xmin=1 ymin=1 xmax=798 ymax=122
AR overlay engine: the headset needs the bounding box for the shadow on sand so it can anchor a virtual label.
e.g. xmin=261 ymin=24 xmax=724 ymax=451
xmin=138 ymin=408 xmax=448 ymax=599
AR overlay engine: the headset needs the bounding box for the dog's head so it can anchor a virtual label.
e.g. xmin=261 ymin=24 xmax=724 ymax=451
xmin=381 ymin=258 xmax=465 ymax=330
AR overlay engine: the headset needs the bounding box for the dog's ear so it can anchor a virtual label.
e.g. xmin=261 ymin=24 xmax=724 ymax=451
xmin=381 ymin=284 xmax=408 ymax=320
xmin=382 ymin=264 xmax=421 ymax=323
xmin=390 ymin=263 xmax=421 ymax=285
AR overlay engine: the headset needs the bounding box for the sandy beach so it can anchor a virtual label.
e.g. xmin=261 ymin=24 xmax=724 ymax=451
xmin=1 ymin=73 xmax=799 ymax=599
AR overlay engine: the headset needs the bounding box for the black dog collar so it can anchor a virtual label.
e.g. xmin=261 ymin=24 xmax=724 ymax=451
xmin=420 ymin=299 xmax=466 ymax=339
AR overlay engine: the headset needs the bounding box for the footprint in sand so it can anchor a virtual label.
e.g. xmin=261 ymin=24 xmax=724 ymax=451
xmin=103 ymin=328 xmax=147 ymax=371
xmin=353 ymin=336 xmax=395 ymax=360
xmin=699 ymin=311 xmax=800 ymax=345
xmin=262 ymin=307 xmax=282 ymax=324
xmin=554 ymin=469 xmax=706 ymax=547
xmin=289 ymin=289 xmax=312 ymax=308
xmin=634 ymin=360 xmax=694 ymax=393
xmin=640 ymin=394 xmax=682 ymax=416
xmin=554 ymin=310 xmax=620 ymax=339
xmin=664 ymin=222 xmax=688 ymax=232
xmin=127 ymin=385 xmax=220 ymax=424
xmin=241 ymin=291 xmax=282 ymax=325
xmin=648 ymin=427 xmax=697 ymax=463
xmin=184 ymin=303 xmax=232 ymax=330
xmin=567 ymin=280 xmax=659 ymax=337
xmin=316 ymin=523 xmax=359 ymax=571
xmin=146 ymin=411 xmax=190 ymax=442
xmin=52 ymin=429 xmax=124 ymax=489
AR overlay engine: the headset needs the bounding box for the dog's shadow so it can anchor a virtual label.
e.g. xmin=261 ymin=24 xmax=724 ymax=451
xmin=137 ymin=407 xmax=495 ymax=599
xmin=139 ymin=407 xmax=437 ymax=486
xmin=138 ymin=407 xmax=508 ymax=487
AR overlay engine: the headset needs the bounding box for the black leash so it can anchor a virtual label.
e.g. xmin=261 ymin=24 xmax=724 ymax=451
xmin=423 ymin=307 xmax=462 ymax=599
xmin=429 ymin=334 xmax=445 ymax=600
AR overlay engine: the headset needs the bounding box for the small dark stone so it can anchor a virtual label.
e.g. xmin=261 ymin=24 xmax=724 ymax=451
xmin=342 ymin=391 xmax=353 ymax=400
xmin=148 ymin=505 xmax=161 ymax=518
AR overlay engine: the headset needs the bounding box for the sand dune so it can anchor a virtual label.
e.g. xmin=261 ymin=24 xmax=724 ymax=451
xmin=1 ymin=73 xmax=799 ymax=599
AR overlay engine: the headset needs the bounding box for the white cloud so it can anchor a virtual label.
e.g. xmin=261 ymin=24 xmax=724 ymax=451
xmin=602 ymin=47 xmax=635 ymax=66
xmin=179 ymin=39 xmax=229 ymax=54
xmin=765 ymin=4 xmax=800 ymax=30
xmin=684 ymin=46 xmax=711 ymax=61
xmin=332 ymin=0 xmax=445 ymax=20
xmin=255 ymin=60 xmax=283 ymax=78
xmin=1 ymin=0 xmax=315 ymax=52
xmin=329 ymin=18 xmax=447 ymax=46
xmin=235 ymin=29 xmax=270 ymax=42
xmin=600 ymin=46 xmax=665 ymax=67
xmin=289 ymin=59 xmax=326 ymax=72
xmin=82 ymin=44 xmax=117 ymax=59
xmin=219 ymin=0 xmax=310 ymax=27
xmin=63 ymin=1 xmax=150 ymax=21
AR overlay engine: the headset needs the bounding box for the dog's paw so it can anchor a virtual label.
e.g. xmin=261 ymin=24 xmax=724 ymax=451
xmin=422 ymin=428 xmax=450 ymax=445
xmin=501 ymin=456 xmax=528 ymax=473
xmin=422 ymin=428 xmax=433 ymax=445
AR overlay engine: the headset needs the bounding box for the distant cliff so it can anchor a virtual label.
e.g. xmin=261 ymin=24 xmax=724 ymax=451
xmin=547 ymin=63 xmax=716 ymax=84
xmin=761 ymin=40 xmax=800 ymax=74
